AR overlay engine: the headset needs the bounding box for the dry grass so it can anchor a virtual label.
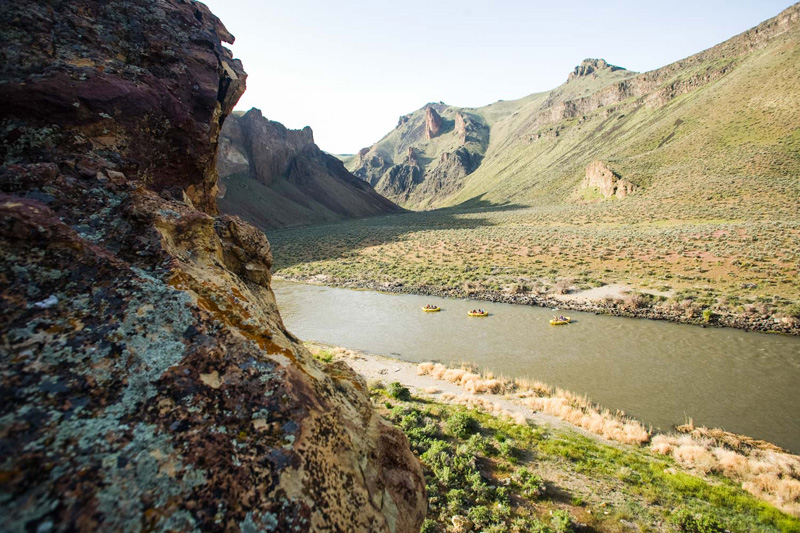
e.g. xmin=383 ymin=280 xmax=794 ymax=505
xmin=416 ymin=361 xmax=800 ymax=516
xmin=416 ymin=362 xmax=649 ymax=445
xmin=650 ymin=429 xmax=800 ymax=515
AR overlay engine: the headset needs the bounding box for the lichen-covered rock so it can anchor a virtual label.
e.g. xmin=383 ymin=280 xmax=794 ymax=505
xmin=0 ymin=1 xmax=426 ymax=532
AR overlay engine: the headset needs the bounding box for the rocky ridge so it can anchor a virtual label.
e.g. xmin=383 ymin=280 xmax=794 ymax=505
xmin=350 ymin=103 xmax=490 ymax=207
xmin=217 ymin=109 xmax=400 ymax=230
xmin=567 ymin=58 xmax=625 ymax=80
xmin=0 ymin=1 xmax=425 ymax=532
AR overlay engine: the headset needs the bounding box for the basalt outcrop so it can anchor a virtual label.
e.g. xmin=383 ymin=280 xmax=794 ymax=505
xmin=424 ymin=105 xmax=443 ymax=139
xmin=0 ymin=1 xmax=425 ymax=532
xmin=217 ymin=109 xmax=400 ymax=229
xmin=582 ymin=161 xmax=637 ymax=199
xmin=568 ymin=58 xmax=625 ymax=80
xmin=349 ymin=103 xmax=489 ymax=207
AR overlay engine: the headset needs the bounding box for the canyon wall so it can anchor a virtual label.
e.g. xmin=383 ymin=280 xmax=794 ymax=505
xmin=217 ymin=109 xmax=400 ymax=229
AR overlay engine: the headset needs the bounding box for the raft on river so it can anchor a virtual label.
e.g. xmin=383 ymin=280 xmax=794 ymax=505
xmin=550 ymin=317 xmax=571 ymax=325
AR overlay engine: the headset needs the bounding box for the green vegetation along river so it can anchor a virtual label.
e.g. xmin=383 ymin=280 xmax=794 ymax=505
xmin=273 ymin=280 xmax=800 ymax=452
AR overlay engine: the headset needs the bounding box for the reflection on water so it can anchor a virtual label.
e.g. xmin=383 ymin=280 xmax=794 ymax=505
xmin=274 ymin=281 xmax=800 ymax=452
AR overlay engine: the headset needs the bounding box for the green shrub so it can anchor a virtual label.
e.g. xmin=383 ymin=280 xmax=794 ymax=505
xmin=670 ymin=509 xmax=725 ymax=533
xmin=313 ymin=349 xmax=334 ymax=363
xmin=420 ymin=519 xmax=437 ymax=533
xmin=446 ymin=411 xmax=478 ymax=438
xmin=550 ymin=509 xmax=574 ymax=533
xmin=446 ymin=488 xmax=467 ymax=514
xmin=516 ymin=469 xmax=545 ymax=499
xmin=786 ymin=303 xmax=800 ymax=318
xmin=497 ymin=439 xmax=518 ymax=464
xmin=702 ymin=309 xmax=714 ymax=323
xmin=388 ymin=381 xmax=411 ymax=401
xmin=467 ymin=505 xmax=492 ymax=528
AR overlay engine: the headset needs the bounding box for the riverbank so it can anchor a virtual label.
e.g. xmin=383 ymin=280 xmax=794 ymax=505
xmin=276 ymin=274 xmax=800 ymax=335
xmin=307 ymin=343 xmax=800 ymax=530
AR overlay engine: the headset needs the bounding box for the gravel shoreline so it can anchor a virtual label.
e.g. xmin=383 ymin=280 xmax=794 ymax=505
xmin=276 ymin=275 xmax=800 ymax=336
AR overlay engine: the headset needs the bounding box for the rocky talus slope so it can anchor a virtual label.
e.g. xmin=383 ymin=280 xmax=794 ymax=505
xmin=0 ymin=1 xmax=425 ymax=532
xmin=217 ymin=109 xmax=400 ymax=230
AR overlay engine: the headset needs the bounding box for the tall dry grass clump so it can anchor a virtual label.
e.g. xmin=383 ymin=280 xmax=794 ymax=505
xmin=650 ymin=429 xmax=800 ymax=515
xmin=522 ymin=395 xmax=650 ymax=445
xmin=417 ymin=362 xmax=506 ymax=394
xmin=416 ymin=362 xmax=649 ymax=445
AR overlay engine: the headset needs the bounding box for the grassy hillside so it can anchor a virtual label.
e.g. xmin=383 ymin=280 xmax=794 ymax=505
xmin=449 ymin=28 xmax=800 ymax=212
xmin=348 ymin=5 xmax=799 ymax=215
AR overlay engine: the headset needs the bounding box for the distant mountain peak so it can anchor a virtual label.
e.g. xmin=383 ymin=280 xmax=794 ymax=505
xmin=568 ymin=58 xmax=626 ymax=81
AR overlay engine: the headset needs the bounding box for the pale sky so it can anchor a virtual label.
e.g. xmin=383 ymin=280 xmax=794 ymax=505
xmin=202 ymin=0 xmax=794 ymax=154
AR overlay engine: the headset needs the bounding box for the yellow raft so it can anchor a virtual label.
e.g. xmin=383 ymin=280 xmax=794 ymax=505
xmin=422 ymin=306 xmax=441 ymax=312
xmin=467 ymin=311 xmax=489 ymax=317
xmin=550 ymin=317 xmax=571 ymax=325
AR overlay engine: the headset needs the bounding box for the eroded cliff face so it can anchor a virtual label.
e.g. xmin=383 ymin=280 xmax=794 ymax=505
xmin=424 ymin=106 xmax=443 ymax=140
xmin=350 ymin=103 xmax=489 ymax=208
xmin=0 ymin=1 xmax=425 ymax=532
xmin=581 ymin=161 xmax=637 ymax=199
xmin=216 ymin=109 xmax=400 ymax=229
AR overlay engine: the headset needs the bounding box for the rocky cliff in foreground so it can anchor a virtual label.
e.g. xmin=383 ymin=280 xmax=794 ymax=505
xmin=217 ymin=109 xmax=400 ymax=230
xmin=0 ymin=1 xmax=425 ymax=531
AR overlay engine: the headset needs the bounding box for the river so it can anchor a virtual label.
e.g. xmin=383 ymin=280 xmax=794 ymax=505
xmin=273 ymin=280 xmax=800 ymax=452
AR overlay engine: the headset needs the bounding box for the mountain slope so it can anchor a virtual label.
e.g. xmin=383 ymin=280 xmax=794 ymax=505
xmin=218 ymin=109 xmax=401 ymax=229
xmin=350 ymin=3 xmax=800 ymax=214
xmin=346 ymin=102 xmax=493 ymax=208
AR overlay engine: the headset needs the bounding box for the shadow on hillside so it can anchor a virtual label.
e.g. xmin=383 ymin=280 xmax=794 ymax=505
xmin=453 ymin=194 xmax=531 ymax=213
xmin=260 ymin=195 xmax=528 ymax=270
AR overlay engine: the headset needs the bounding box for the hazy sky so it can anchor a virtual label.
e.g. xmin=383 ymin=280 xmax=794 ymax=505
xmin=202 ymin=0 xmax=794 ymax=154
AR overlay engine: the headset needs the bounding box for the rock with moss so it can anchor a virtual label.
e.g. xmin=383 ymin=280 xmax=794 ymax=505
xmin=0 ymin=1 xmax=425 ymax=531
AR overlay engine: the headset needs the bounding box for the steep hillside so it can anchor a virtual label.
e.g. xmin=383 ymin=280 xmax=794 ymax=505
xmin=218 ymin=109 xmax=400 ymax=230
xmin=351 ymin=3 xmax=800 ymax=214
xmin=0 ymin=1 xmax=425 ymax=531
xmin=347 ymin=102 xmax=491 ymax=208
